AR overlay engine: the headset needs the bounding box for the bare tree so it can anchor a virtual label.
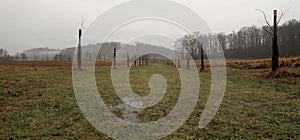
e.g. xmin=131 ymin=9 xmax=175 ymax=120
xmin=176 ymin=32 xmax=207 ymax=71
xmin=0 ymin=49 xmax=3 ymax=57
xmin=113 ymin=47 xmax=117 ymax=68
xmin=200 ymin=43 xmax=204 ymax=71
xmin=77 ymin=29 xmax=82 ymax=69
xmin=127 ymin=52 xmax=129 ymax=68
xmin=20 ymin=53 xmax=28 ymax=61
xmin=217 ymin=33 xmax=227 ymax=51
xmin=194 ymin=34 xmax=205 ymax=71
xmin=3 ymin=50 xmax=8 ymax=57
xmin=77 ymin=17 xmax=87 ymax=69
xmin=257 ymin=9 xmax=286 ymax=71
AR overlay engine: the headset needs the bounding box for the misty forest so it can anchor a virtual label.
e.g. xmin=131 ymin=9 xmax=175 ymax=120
xmin=1 ymin=19 xmax=299 ymax=62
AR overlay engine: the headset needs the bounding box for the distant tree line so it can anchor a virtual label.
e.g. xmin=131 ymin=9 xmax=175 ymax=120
xmin=0 ymin=49 xmax=10 ymax=62
xmin=55 ymin=42 xmax=123 ymax=61
xmin=175 ymin=19 xmax=300 ymax=59
xmin=2 ymin=19 xmax=299 ymax=62
xmin=0 ymin=49 xmax=28 ymax=62
xmin=0 ymin=49 xmax=9 ymax=57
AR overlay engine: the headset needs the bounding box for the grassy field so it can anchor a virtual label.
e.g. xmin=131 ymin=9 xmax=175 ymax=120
xmin=0 ymin=59 xmax=299 ymax=139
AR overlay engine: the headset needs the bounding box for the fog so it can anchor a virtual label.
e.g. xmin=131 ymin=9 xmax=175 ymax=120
xmin=0 ymin=0 xmax=299 ymax=54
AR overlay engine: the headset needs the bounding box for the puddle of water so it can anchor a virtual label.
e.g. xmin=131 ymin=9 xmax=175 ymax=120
xmin=110 ymin=97 xmax=143 ymax=123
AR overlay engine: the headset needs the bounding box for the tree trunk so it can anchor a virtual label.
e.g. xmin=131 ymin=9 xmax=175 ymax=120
xmin=127 ymin=52 xmax=129 ymax=68
xmin=272 ymin=10 xmax=279 ymax=71
xmin=77 ymin=29 xmax=82 ymax=69
xmin=113 ymin=47 xmax=116 ymax=69
xmin=200 ymin=44 xmax=204 ymax=71
xmin=134 ymin=55 xmax=137 ymax=66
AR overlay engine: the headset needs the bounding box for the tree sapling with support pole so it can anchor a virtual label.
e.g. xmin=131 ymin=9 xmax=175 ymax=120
xmin=77 ymin=17 xmax=87 ymax=70
xmin=77 ymin=29 xmax=82 ymax=69
xmin=113 ymin=47 xmax=117 ymax=69
xmin=257 ymin=9 xmax=286 ymax=72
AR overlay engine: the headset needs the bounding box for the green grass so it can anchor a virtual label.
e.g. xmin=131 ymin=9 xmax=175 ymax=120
xmin=0 ymin=64 xmax=299 ymax=139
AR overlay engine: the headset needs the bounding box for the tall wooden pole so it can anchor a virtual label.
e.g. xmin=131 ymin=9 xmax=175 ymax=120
xmin=113 ymin=47 xmax=117 ymax=69
xmin=77 ymin=29 xmax=82 ymax=69
xmin=134 ymin=55 xmax=137 ymax=66
xmin=200 ymin=44 xmax=204 ymax=71
xmin=127 ymin=52 xmax=129 ymax=68
xmin=272 ymin=10 xmax=279 ymax=71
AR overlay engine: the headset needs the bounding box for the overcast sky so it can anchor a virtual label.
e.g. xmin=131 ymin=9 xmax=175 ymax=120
xmin=0 ymin=0 xmax=299 ymax=54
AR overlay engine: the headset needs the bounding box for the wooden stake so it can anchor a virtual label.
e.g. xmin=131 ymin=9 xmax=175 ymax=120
xmin=272 ymin=10 xmax=279 ymax=71
xmin=127 ymin=52 xmax=129 ymax=68
xmin=77 ymin=29 xmax=82 ymax=69
xmin=113 ymin=47 xmax=117 ymax=69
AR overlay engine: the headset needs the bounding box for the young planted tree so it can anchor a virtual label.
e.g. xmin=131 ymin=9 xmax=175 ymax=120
xmin=176 ymin=33 xmax=205 ymax=71
xmin=77 ymin=29 xmax=82 ymax=69
xmin=196 ymin=39 xmax=204 ymax=71
xmin=77 ymin=18 xmax=86 ymax=69
xmin=272 ymin=10 xmax=279 ymax=71
xmin=127 ymin=52 xmax=129 ymax=68
xmin=134 ymin=54 xmax=137 ymax=66
xmin=200 ymin=44 xmax=204 ymax=71
xmin=113 ymin=47 xmax=117 ymax=68
xmin=258 ymin=9 xmax=285 ymax=71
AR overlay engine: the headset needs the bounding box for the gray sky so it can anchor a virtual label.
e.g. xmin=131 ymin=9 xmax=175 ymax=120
xmin=0 ymin=0 xmax=299 ymax=54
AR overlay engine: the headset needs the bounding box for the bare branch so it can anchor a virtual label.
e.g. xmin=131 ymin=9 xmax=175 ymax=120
xmin=277 ymin=8 xmax=289 ymax=25
xmin=262 ymin=26 xmax=273 ymax=36
xmin=256 ymin=9 xmax=274 ymax=32
xmin=77 ymin=16 xmax=87 ymax=31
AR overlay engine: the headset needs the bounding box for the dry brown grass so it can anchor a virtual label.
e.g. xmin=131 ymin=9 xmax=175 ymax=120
xmin=226 ymin=56 xmax=300 ymax=70
xmin=0 ymin=60 xmax=117 ymax=71
xmin=0 ymin=61 xmax=72 ymax=71
xmin=1 ymin=56 xmax=299 ymax=72
xmin=262 ymin=70 xmax=300 ymax=78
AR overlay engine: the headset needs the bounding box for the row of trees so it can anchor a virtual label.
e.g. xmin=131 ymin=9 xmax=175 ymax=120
xmin=0 ymin=49 xmax=28 ymax=62
xmin=220 ymin=19 xmax=300 ymax=59
xmin=0 ymin=49 xmax=9 ymax=57
xmin=175 ymin=19 xmax=300 ymax=60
